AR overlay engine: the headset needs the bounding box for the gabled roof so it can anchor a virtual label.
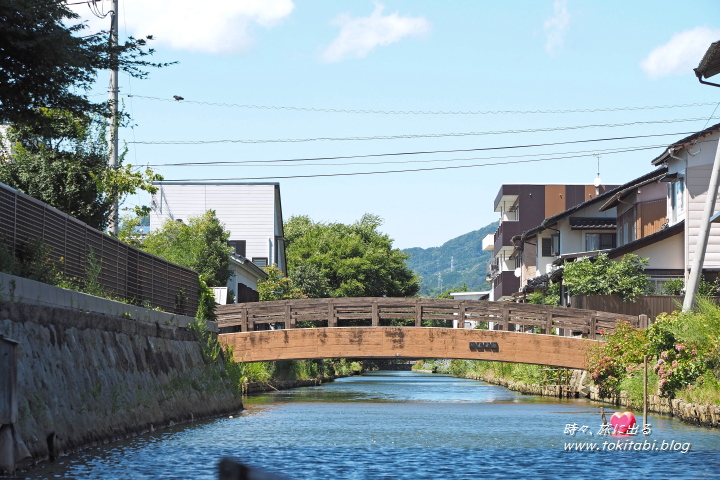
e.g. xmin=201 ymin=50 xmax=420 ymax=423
xmin=607 ymin=221 xmax=684 ymax=259
xmin=520 ymin=169 xmax=666 ymax=240
xmin=651 ymin=123 xmax=720 ymax=166
xmin=598 ymin=166 xmax=668 ymax=212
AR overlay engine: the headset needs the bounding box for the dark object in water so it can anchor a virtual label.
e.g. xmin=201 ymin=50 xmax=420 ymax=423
xmin=219 ymin=458 xmax=291 ymax=480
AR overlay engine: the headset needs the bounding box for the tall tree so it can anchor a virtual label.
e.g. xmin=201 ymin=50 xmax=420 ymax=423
xmin=284 ymin=214 xmax=420 ymax=298
xmin=0 ymin=109 xmax=161 ymax=230
xmin=0 ymin=0 xmax=171 ymax=127
xmin=140 ymin=210 xmax=232 ymax=287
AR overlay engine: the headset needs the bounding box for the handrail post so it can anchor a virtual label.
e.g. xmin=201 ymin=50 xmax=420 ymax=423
xmin=545 ymin=308 xmax=553 ymax=335
xmin=371 ymin=300 xmax=379 ymax=327
xmin=501 ymin=305 xmax=509 ymax=331
xmin=415 ymin=299 xmax=422 ymax=327
xmin=328 ymin=299 xmax=336 ymax=328
xmin=241 ymin=308 xmax=248 ymax=333
xmin=285 ymin=303 xmax=293 ymax=329
xmin=458 ymin=302 xmax=466 ymax=329
xmin=589 ymin=314 xmax=597 ymax=340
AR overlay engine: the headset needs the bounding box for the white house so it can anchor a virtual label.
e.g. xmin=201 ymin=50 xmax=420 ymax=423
xmin=150 ymin=182 xmax=286 ymax=302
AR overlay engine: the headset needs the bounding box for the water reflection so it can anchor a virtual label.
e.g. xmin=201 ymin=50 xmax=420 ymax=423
xmin=23 ymin=371 xmax=720 ymax=480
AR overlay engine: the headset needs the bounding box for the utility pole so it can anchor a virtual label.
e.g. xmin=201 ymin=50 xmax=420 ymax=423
xmin=683 ymin=41 xmax=720 ymax=312
xmin=107 ymin=0 xmax=120 ymax=235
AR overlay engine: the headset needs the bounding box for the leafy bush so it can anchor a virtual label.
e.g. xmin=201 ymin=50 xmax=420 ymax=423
xmin=586 ymin=321 xmax=648 ymax=398
xmin=563 ymin=253 xmax=650 ymax=302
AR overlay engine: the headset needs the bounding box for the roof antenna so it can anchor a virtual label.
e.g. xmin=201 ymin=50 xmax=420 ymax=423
xmin=593 ymin=154 xmax=602 ymax=195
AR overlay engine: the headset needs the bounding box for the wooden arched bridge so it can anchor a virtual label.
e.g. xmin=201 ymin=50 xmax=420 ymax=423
xmin=217 ymin=298 xmax=647 ymax=369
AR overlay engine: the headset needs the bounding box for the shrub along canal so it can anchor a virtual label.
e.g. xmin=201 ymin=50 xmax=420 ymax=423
xmin=23 ymin=371 xmax=720 ymax=479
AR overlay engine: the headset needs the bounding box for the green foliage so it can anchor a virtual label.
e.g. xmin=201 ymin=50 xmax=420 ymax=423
xmin=258 ymin=265 xmax=306 ymax=301
xmin=563 ymin=253 xmax=650 ymax=302
xmin=141 ymin=210 xmax=231 ymax=287
xmin=0 ymin=110 xmax=162 ymax=230
xmin=290 ymin=262 xmax=330 ymax=298
xmin=619 ymin=370 xmax=659 ymax=407
xmin=188 ymin=316 xmax=221 ymax=363
xmin=586 ymin=321 xmax=648 ymax=398
xmin=402 ymin=222 xmax=497 ymax=297
xmin=661 ymin=278 xmax=685 ymax=295
xmin=527 ymin=282 xmax=561 ymax=306
xmin=285 ymin=214 xmax=420 ymax=298
xmin=0 ymin=0 xmax=173 ymax=128
xmin=195 ymin=276 xmax=218 ymax=322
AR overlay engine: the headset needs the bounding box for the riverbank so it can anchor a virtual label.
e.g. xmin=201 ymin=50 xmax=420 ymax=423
xmin=0 ymin=300 xmax=244 ymax=474
xmin=435 ymin=361 xmax=720 ymax=429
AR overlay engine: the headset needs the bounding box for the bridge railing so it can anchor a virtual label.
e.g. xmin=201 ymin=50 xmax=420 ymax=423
xmin=216 ymin=298 xmax=646 ymax=339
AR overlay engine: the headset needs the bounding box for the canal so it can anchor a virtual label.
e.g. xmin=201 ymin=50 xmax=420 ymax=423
xmin=24 ymin=371 xmax=720 ymax=479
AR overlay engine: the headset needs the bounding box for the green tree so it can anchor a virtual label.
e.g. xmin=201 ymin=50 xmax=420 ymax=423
xmin=0 ymin=0 xmax=172 ymax=127
xmin=0 ymin=110 xmax=161 ymax=230
xmin=258 ymin=265 xmax=306 ymax=301
xmin=284 ymin=214 xmax=420 ymax=298
xmin=562 ymin=253 xmax=650 ymax=302
xmin=141 ymin=210 xmax=231 ymax=287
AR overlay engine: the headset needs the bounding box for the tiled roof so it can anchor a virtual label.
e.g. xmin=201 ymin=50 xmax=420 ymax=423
xmin=651 ymin=123 xmax=720 ymax=165
xmin=569 ymin=217 xmax=616 ymax=229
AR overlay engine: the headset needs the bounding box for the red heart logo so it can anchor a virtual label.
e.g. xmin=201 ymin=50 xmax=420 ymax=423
xmin=610 ymin=411 xmax=636 ymax=434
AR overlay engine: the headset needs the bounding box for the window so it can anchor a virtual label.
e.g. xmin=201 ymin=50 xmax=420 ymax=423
xmin=670 ymin=178 xmax=685 ymax=223
xmin=228 ymin=240 xmax=246 ymax=257
xmin=541 ymin=238 xmax=552 ymax=257
xmin=252 ymin=257 xmax=268 ymax=268
xmin=586 ymin=233 xmax=616 ymax=251
xmin=541 ymin=236 xmax=559 ymax=257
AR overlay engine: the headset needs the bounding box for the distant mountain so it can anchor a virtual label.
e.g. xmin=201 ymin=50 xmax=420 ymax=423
xmin=402 ymin=221 xmax=499 ymax=297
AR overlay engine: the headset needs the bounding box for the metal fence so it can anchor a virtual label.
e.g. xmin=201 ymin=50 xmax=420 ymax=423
xmin=0 ymin=182 xmax=199 ymax=316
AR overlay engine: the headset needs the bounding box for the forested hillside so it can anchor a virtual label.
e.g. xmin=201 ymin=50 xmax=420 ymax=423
xmin=403 ymin=222 xmax=498 ymax=297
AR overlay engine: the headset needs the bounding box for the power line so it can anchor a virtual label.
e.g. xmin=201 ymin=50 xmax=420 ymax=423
xmin=126 ymin=94 xmax=719 ymax=116
xmin=129 ymin=118 xmax=717 ymax=145
xmin=157 ymin=148 xmax=664 ymax=182
xmin=150 ymin=144 xmax=666 ymax=169
xmin=142 ymin=131 xmax=697 ymax=167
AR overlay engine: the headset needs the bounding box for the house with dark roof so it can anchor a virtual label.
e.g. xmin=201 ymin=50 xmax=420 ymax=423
xmin=483 ymin=183 xmax=615 ymax=301
xmin=593 ymin=122 xmax=720 ymax=289
xmin=502 ymin=168 xmax=684 ymax=302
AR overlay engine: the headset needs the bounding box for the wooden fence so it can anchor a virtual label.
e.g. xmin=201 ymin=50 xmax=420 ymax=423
xmin=217 ymin=298 xmax=644 ymax=339
xmin=570 ymin=295 xmax=720 ymax=321
xmin=0 ymin=182 xmax=199 ymax=316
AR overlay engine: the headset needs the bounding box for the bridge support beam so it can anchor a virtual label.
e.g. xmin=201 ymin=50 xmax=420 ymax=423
xmin=219 ymin=327 xmax=597 ymax=369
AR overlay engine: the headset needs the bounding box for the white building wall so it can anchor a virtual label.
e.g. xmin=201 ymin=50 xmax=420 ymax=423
xmin=628 ymin=232 xmax=684 ymax=270
xmin=150 ymin=183 xmax=282 ymax=268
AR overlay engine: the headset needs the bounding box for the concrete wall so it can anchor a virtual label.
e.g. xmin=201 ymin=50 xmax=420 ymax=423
xmin=0 ymin=300 xmax=242 ymax=472
xmin=0 ymin=273 xmax=214 ymax=332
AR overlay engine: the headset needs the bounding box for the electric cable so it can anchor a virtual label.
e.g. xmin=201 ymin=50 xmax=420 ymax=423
xmin=142 ymin=131 xmax=699 ymax=167
xmin=126 ymin=95 xmax=719 ymax=116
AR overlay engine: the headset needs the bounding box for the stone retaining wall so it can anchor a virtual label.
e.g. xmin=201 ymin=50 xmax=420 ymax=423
xmin=472 ymin=369 xmax=720 ymax=428
xmin=0 ymin=301 xmax=243 ymax=474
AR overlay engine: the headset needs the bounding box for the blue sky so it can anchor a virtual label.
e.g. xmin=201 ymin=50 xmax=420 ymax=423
xmin=73 ymin=0 xmax=720 ymax=249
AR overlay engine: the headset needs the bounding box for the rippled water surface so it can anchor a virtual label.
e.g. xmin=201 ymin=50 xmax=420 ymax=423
xmin=24 ymin=371 xmax=720 ymax=479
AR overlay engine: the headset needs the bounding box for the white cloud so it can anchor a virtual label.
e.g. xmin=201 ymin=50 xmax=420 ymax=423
xmin=640 ymin=27 xmax=720 ymax=79
xmin=321 ymin=3 xmax=431 ymax=63
xmin=71 ymin=0 xmax=294 ymax=54
xmin=543 ymin=0 xmax=570 ymax=55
